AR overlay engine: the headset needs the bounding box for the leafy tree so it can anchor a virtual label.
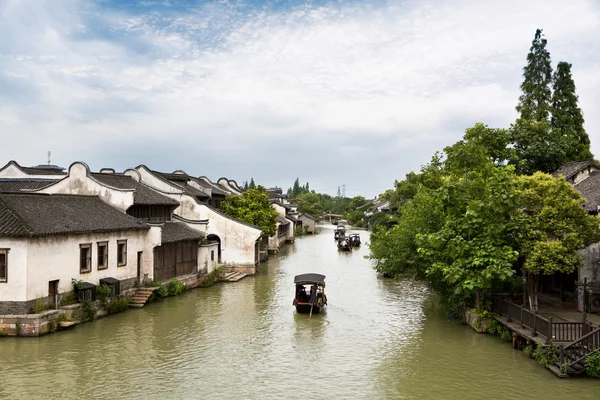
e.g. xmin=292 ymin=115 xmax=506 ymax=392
xmin=510 ymin=120 xmax=567 ymax=174
xmin=248 ymin=178 xmax=256 ymax=189
xmin=551 ymin=61 xmax=593 ymax=161
xmin=368 ymin=211 xmax=394 ymax=232
xmin=243 ymin=181 xmax=249 ymax=190
xmin=294 ymin=192 xmax=324 ymax=217
xmin=391 ymin=153 xmax=444 ymax=206
xmin=221 ymin=185 xmax=278 ymax=236
xmin=513 ymin=173 xmax=600 ymax=311
xmin=516 ymin=28 xmax=553 ymax=124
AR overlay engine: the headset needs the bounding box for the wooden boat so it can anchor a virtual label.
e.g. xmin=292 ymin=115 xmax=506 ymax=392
xmin=293 ymin=273 xmax=327 ymax=314
xmin=349 ymin=233 xmax=361 ymax=247
xmin=334 ymin=225 xmax=346 ymax=240
xmin=337 ymin=237 xmax=352 ymax=251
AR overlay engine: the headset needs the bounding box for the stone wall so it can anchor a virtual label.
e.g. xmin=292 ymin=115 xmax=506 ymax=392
xmin=0 ymin=309 xmax=63 ymax=337
xmin=221 ymin=265 xmax=256 ymax=276
xmin=578 ymin=242 xmax=600 ymax=312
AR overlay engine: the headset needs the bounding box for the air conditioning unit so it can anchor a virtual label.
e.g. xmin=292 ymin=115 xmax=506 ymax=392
xmin=590 ymin=293 xmax=600 ymax=313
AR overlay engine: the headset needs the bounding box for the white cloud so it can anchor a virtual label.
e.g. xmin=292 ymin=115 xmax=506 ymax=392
xmin=0 ymin=0 xmax=599 ymax=197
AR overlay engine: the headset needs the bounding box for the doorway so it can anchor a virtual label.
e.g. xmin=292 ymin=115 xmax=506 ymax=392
xmin=137 ymin=251 xmax=143 ymax=283
xmin=48 ymin=280 xmax=59 ymax=309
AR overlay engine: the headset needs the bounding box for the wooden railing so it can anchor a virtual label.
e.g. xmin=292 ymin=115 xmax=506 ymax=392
xmin=559 ymin=326 xmax=600 ymax=368
xmin=492 ymin=296 xmax=597 ymax=343
xmin=493 ymin=297 xmax=552 ymax=341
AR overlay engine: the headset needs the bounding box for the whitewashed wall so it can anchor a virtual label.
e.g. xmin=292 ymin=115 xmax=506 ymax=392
xmin=0 ymin=238 xmax=28 ymax=301
xmin=573 ymin=166 xmax=600 ymax=185
xmin=37 ymin=162 xmax=134 ymax=212
xmin=198 ymin=242 xmax=219 ymax=274
xmin=0 ymin=228 xmax=160 ymax=303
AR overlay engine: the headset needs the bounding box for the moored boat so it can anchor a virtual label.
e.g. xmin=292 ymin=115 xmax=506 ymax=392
xmin=349 ymin=233 xmax=361 ymax=247
xmin=334 ymin=225 xmax=346 ymax=240
xmin=293 ymin=273 xmax=327 ymax=315
xmin=337 ymin=237 xmax=352 ymax=251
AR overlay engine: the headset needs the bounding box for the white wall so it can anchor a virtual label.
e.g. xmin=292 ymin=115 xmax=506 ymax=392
xmin=13 ymin=228 xmax=159 ymax=301
xmin=37 ymin=162 xmax=134 ymax=212
xmin=0 ymin=163 xmax=65 ymax=179
xmin=198 ymin=242 xmax=219 ymax=274
xmin=573 ymin=166 xmax=599 ymax=185
xmin=0 ymin=238 xmax=28 ymax=301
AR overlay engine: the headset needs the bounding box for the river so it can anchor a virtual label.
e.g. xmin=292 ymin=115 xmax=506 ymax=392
xmin=1 ymin=226 xmax=599 ymax=399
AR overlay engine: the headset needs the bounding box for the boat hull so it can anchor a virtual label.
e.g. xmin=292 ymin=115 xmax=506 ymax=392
xmin=295 ymin=303 xmax=324 ymax=314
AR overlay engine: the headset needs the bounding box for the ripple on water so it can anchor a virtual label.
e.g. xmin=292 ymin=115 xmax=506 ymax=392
xmin=1 ymin=228 xmax=600 ymax=399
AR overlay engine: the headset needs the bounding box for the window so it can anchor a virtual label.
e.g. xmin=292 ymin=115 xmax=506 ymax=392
xmin=97 ymin=242 xmax=108 ymax=270
xmin=80 ymin=244 xmax=91 ymax=273
xmin=211 ymin=250 xmax=215 ymax=261
xmin=117 ymin=240 xmax=127 ymax=266
xmin=0 ymin=249 xmax=8 ymax=283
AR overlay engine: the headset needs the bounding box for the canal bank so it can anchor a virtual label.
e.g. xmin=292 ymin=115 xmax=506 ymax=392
xmin=1 ymin=226 xmax=600 ymax=399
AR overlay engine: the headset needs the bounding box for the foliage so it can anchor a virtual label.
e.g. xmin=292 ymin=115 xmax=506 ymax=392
xmin=59 ymin=293 xmax=77 ymax=306
xmin=81 ymin=300 xmax=97 ymax=322
xmin=294 ymin=192 xmax=324 ymax=217
xmin=107 ymin=298 xmax=131 ymax=315
xmin=487 ymin=319 xmax=512 ymax=341
xmin=368 ymin=212 xmax=394 ymax=232
xmin=167 ymin=279 xmax=186 ymax=296
xmin=391 ymin=154 xmax=444 ymax=205
xmin=551 ymin=61 xmax=593 ymax=161
xmin=221 ymin=185 xmax=278 ymax=236
xmin=585 ymin=351 xmax=600 ymax=378
xmin=561 ymin=361 xmax=569 ymax=375
xmin=0 ymin=330 xmax=7 ymax=337
xmin=71 ymin=279 xmax=85 ymax=291
xmin=31 ymin=296 xmax=49 ymax=314
xmin=15 ymin=319 xmax=21 ymax=336
xmin=199 ymin=267 xmax=221 ymax=288
xmin=287 ymin=177 xmax=310 ymax=198
xmin=516 ymin=28 xmax=553 ymax=124
xmin=523 ymin=344 xmax=534 ymax=357
xmin=532 ymin=344 xmax=558 ymax=367
xmin=510 ymin=120 xmax=567 ymax=175
xmin=96 ymin=284 xmax=112 ymax=309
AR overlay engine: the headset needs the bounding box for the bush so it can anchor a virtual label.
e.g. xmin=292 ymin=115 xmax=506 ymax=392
xmin=107 ymin=298 xmax=131 ymax=315
xmin=81 ymin=300 xmax=98 ymax=322
xmin=59 ymin=293 xmax=77 ymax=306
xmin=96 ymin=284 xmax=111 ymax=309
xmin=30 ymin=297 xmax=49 ymax=314
xmin=585 ymin=351 xmax=600 ymax=378
xmin=532 ymin=344 xmax=558 ymax=366
xmin=167 ymin=279 xmax=186 ymax=296
xmin=199 ymin=267 xmax=221 ymax=288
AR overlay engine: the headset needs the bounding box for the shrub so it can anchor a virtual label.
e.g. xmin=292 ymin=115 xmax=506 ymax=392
xmin=107 ymin=298 xmax=131 ymax=315
xmin=81 ymin=300 xmax=98 ymax=322
xmin=523 ymin=344 xmax=534 ymax=357
xmin=96 ymin=284 xmax=111 ymax=309
xmin=532 ymin=344 xmax=558 ymax=366
xmin=59 ymin=293 xmax=77 ymax=306
xmin=199 ymin=267 xmax=221 ymax=288
xmin=0 ymin=330 xmax=7 ymax=337
xmin=167 ymin=279 xmax=186 ymax=296
xmin=585 ymin=351 xmax=600 ymax=378
xmin=30 ymin=297 xmax=48 ymax=314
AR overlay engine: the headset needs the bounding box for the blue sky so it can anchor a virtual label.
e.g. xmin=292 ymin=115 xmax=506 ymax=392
xmin=0 ymin=0 xmax=599 ymax=198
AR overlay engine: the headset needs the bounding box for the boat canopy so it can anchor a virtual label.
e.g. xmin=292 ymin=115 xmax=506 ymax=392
xmin=294 ymin=273 xmax=326 ymax=286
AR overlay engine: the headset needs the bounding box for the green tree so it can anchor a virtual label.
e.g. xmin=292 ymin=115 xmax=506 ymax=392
xmin=510 ymin=120 xmax=567 ymax=174
xmin=551 ymin=61 xmax=593 ymax=161
xmin=513 ymin=173 xmax=600 ymax=311
xmin=243 ymin=180 xmax=249 ymax=190
xmin=516 ymin=28 xmax=553 ymax=123
xmin=294 ymin=192 xmax=324 ymax=217
xmin=221 ymin=185 xmax=278 ymax=236
xmin=248 ymin=178 xmax=256 ymax=189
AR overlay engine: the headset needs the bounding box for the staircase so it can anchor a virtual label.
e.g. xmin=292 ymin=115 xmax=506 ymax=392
xmin=220 ymin=271 xmax=248 ymax=282
xmin=129 ymin=287 xmax=159 ymax=308
xmin=553 ymin=326 xmax=600 ymax=377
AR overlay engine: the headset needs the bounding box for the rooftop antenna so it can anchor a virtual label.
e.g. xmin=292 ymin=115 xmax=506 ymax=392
xmin=47 ymin=151 xmax=51 ymax=165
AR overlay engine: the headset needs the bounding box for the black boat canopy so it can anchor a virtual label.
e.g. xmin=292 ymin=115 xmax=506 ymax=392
xmin=294 ymin=273 xmax=326 ymax=286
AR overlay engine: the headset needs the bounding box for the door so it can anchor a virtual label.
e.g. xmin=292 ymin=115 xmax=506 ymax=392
xmin=137 ymin=251 xmax=143 ymax=283
xmin=48 ymin=280 xmax=59 ymax=308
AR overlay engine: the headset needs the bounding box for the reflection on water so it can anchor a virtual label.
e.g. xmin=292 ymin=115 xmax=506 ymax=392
xmin=1 ymin=226 xmax=600 ymax=399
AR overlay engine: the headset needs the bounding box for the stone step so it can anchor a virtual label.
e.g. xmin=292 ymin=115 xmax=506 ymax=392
xmin=128 ymin=303 xmax=145 ymax=308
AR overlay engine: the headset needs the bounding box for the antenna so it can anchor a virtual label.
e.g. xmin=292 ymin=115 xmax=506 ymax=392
xmin=47 ymin=151 xmax=51 ymax=165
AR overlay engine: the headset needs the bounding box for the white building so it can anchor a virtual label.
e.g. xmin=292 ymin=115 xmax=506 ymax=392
xmin=0 ymin=192 xmax=160 ymax=315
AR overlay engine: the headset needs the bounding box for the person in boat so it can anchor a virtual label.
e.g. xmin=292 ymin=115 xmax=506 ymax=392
xmin=310 ymin=285 xmax=317 ymax=303
xmin=297 ymin=285 xmax=307 ymax=302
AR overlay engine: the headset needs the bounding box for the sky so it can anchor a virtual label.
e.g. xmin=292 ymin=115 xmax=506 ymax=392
xmin=0 ymin=0 xmax=599 ymax=198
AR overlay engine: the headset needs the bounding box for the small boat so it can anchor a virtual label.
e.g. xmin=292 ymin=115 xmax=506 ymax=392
xmin=334 ymin=225 xmax=346 ymax=240
xmin=349 ymin=233 xmax=361 ymax=247
xmin=293 ymin=273 xmax=327 ymax=315
xmin=337 ymin=237 xmax=352 ymax=251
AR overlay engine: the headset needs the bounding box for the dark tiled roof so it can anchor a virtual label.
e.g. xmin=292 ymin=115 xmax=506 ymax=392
xmin=299 ymin=213 xmax=317 ymax=221
xmin=277 ymin=215 xmax=290 ymax=225
xmin=574 ymin=170 xmax=600 ymax=213
xmin=161 ymin=221 xmax=205 ymax=243
xmin=91 ymin=173 xmax=179 ymax=206
xmin=0 ymin=193 xmax=149 ymax=237
xmin=150 ymin=171 xmax=210 ymax=200
xmin=21 ymin=166 xmax=66 ymax=175
xmin=553 ymin=160 xmax=599 ymax=180
xmin=286 ymin=213 xmax=299 ymax=222
xmin=192 ymin=177 xmax=228 ymax=196
xmin=0 ymin=179 xmax=57 ymax=192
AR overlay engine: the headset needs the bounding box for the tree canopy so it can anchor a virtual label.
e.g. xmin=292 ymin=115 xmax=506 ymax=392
xmin=221 ymin=185 xmax=278 ymax=236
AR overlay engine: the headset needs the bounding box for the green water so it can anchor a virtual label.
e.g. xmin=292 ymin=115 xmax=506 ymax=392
xmin=1 ymin=227 xmax=599 ymax=399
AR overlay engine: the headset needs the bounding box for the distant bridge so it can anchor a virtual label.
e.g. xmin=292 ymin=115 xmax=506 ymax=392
xmin=318 ymin=213 xmax=344 ymax=223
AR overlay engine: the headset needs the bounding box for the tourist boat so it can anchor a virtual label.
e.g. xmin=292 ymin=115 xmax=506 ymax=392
xmin=293 ymin=273 xmax=327 ymax=315
xmin=349 ymin=233 xmax=361 ymax=247
xmin=337 ymin=237 xmax=352 ymax=251
xmin=334 ymin=225 xmax=346 ymax=240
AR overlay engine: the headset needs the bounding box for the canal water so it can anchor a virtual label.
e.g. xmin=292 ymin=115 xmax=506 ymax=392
xmin=1 ymin=226 xmax=600 ymax=399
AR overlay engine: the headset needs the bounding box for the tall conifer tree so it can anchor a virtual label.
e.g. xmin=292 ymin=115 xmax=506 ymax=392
xmin=551 ymin=61 xmax=593 ymax=161
xmin=249 ymin=178 xmax=256 ymax=189
xmin=516 ymin=29 xmax=553 ymax=123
